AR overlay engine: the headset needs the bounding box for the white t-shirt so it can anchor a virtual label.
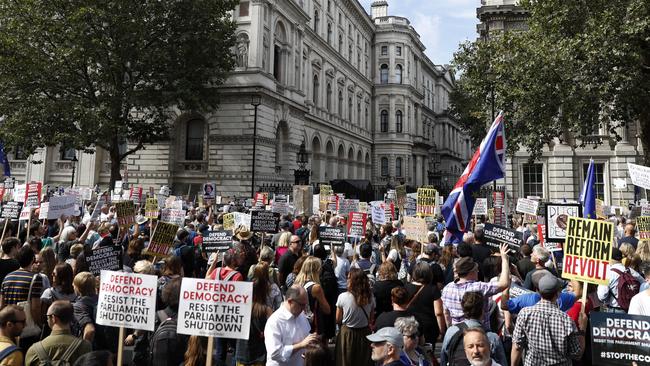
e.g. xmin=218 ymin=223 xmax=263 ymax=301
xmin=628 ymin=290 xmax=650 ymax=316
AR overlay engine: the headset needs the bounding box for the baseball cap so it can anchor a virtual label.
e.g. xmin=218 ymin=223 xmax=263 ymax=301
xmin=424 ymin=243 xmax=439 ymax=255
xmin=537 ymin=275 xmax=562 ymax=295
xmin=366 ymin=327 xmax=404 ymax=348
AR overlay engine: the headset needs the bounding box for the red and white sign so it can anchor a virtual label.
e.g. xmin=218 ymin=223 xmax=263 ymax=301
xmin=347 ymin=212 xmax=367 ymax=237
xmin=24 ymin=182 xmax=42 ymax=208
xmin=97 ymin=270 xmax=158 ymax=331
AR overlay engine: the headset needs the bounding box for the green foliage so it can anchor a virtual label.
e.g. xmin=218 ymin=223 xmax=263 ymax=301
xmin=0 ymin=0 xmax=239 ymax=181
xmin=451 ymin=0 xmax=650 ymax=163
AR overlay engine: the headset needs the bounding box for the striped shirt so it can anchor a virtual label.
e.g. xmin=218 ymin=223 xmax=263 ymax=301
xmin=1 ymin=269 xmax=43 ymax=305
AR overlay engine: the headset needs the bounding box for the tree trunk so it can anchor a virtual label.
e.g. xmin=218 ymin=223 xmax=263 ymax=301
xmin=109 ymin=148 xmax=123 ymax=191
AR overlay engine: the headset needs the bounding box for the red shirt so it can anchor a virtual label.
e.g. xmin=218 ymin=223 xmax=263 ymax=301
xmin=208 ymin=267 xmax=243 ymax=281
xmin=566 ymin=298 xmax=593 ymax=327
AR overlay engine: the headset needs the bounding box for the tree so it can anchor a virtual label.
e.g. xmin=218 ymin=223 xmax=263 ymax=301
xmin=451 ymin=0 xmax=650 ymax=164
xmin=0 ymin=0 xmax=239 ymax=187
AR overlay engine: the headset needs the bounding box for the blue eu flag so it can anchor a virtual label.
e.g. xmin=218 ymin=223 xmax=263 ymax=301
xmin=0 ymin=142 xmax=10 ymax=177
xmin=580 ymin=159 xmax=596 ymax=219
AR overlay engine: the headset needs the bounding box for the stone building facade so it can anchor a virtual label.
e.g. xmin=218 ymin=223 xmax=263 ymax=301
xmin=7 ymin=0 xmax=471 ymax=198
xmin=477 ymin=0 xmax=645 ymax=207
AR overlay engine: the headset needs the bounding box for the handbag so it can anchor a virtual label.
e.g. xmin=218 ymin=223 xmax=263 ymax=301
xmin=18 ymin=274 xmax=43 ymax=338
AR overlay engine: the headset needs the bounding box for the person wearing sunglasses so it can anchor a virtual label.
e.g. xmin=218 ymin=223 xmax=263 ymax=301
xmin=366 ymin=327 xmax=404 ymax=366
xmin=0 ymin=305 xmax=26 ymax=366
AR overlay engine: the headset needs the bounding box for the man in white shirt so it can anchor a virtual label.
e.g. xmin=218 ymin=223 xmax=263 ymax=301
xmin=629 ymin=262 xmax=650 ymax=316
xmin=597 ymin=248 xmax=644 ymax=312
xmin=264 ymin=285 xmax=319 ymax=366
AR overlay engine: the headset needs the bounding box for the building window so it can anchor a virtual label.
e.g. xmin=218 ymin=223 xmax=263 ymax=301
xmin=273 ymin=45 xmax=282 ymax=82
xmin=583 ymin=162 xmax=606 ymax=200
xmin=380 ymin=110 xmax=388 ymax=132
xmin=313 ymin=75 xmax=319 ymax=105
xmin=380 ymin=64 xmax=388 ymax=84
xmin=381 ymin=45 xmax=388 ymax=56
xmin=395 ymin=64 xmax=402 ymax=84
xmin=326 ymin=83 xmax=332 ymax=111
xmin=396 ymin=110 xmax=403 ymax=132
xmin=13 ymin=146 xmax=27 ymax=160
xmin=239 ymin=1 xmax=250 ymax=16
xmin=348 ymin=44 xmax=353 ymax=61
xmin=338 ymin=90 xmax=343 ymax=116
xmin=381 ymin=157 xmax=389 ymax=177
xmin=338 ymin=34 xmax=343 ymax=53
xmin=348 ymin=97 xmax=352 ymax=121
xmin=327 ymin=0 xmax=331 ymax=12
xmin=396 ymin=46 xmax=402 ymax=56
xmin=365 ymin=107 xmax=369 ymax=128
xmin=186 ymin=119 xmax=205 ymax=160
xmin=60 ymin=146 xmax=76 ymax=161
xmin=357 ymin=103 xmax=361 ymax=125
xmin=327 ymin=23 xmax=332 ymax=44
xmin=314 ymin=10 xmax=319 ymax=34
xmin=396 ymin=158 xmax=403 ymax=177
xmin=522 ymin=163 xmax=544 ymax=198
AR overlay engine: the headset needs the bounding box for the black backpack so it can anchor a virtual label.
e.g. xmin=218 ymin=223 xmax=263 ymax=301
xmin=447 ymin=323 xmax=471 ymax=366
xmin=149 ymin=311 xmax=188 ymax=366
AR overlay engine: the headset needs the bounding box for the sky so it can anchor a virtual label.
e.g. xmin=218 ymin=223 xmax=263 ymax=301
xmin=357 ymin=0 xmax=480 ymax=65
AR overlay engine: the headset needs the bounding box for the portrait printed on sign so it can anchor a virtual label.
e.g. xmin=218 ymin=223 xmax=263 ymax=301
xmin=203 ymin=183 xmax=216 ymax=200
xmin=545 ymin=203 xmax=582 ymax=242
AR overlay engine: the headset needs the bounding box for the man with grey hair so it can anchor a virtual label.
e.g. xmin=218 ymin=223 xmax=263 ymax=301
xmin=367 ymin=327 xmax=404 ymax=366
xmin=463 ymin=328 xmax=502 ymax=366
xmin=522 ymin=245 xmax=557 ymax=291
xmin=264 ymin=285 xmax=318 ymax=366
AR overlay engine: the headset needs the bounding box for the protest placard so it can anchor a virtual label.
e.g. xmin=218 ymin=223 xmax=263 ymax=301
xmin=233 ymin=212 xmax=251 ymax=229
xmin=339 ymin=199 xmax=359 ymax=217
xmin=202 ymin=183 xmax=216 ymax=200
xmin=1 ymin=201 xmax=23 ymax=220
xmin=177 ymin=278 xmax=253 ymax=339
xmin=115 ymin=201 xmax=136 ymax=226
xmin=473 ymin=198 xmax=488 ymax=216
xmin=636 ymin=216 xmax=650 ymax=239
xmin=223 ymin=213 xmax=235 ymax=230
xmin=642 ymin=202 xmax=650 ymax=216
xmin=628 ymin=162 xmax=650 ymax=190
xmin=545 ymin=203 xmax=582 ymax=243
xmin=144 ymin=198 xmax=159 ymax=219
xmin=203 ymin=230 xmax=233 ymax=254
xmin=24 ymin=182 xmax=42 ymax=208
xmin=128 ymin=187 xmax=142 ymax=205
xmin=91 ymin=193 xmax=108 ymax=222
xmin=19 ymin=205 xmax=31 ymax=221
xmin=271 ymin=194 xmax=289 ymax=215
xmin=590 ymin=312 xmax=650 ymax=366
xmin=3 ymin=177 xmax=14 ymax=190
xmin=371 ymin=202 xmax=386 ymax=225
xmin=359 ymin=202 xmax=368 ymax=214
xmin=516 ymin=198 xmax=539 ymax=216
xmin=97 ymin=270 xmax=157 ymax=331
xmin=482 ymin=223 xmax=523 ymax=251
xmin=250 ymin=210 xmax=280 ymax=233
xmin=87 ymin=246 xmax=123 ymax=276
xmin=493 ymin=206 xmax=504 ymax=225
xmin=12 ymin=184 xmax=25 ymax=203
xmin=318 ymin=227 xmax=346 ymax=247
xmin=160 ymin=208 xmax=185 ymax=226
xmin=416 ymin=188 xmax=437 ymax=216
xmin=595 ymin=199 xmax=606 ymax=219
xmin=38 ymin=202 xmax=49 ymax=220
xmin=146 ymin=222 xmax=179 ymax=257
xmin=319 ymin=185 xmax=333 ymax=211
xmin=562 ymin=216 xmax=613 ymax=285
xmin=509 ymin=284 xmax=534 ymax=299
xmin=347 ymin=212 xmax=367 ymax=237
xmin=253 ymin=192 xmax=269 ymax=209
xmin=47 ymin=195 xmax=77 ymax=219
xmin=396 ymin=185 xmax=407 ymax=210
xmin=402 ymin=217 xmax=428 ymax=243
xmin=325 ymin=195 xmax=338 ymax=212
xmin=292 ymin=185 xmax=313 ymax=216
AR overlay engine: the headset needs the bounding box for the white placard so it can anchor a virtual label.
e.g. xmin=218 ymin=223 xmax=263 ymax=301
xmin=371 ymin=202 xmax=386 ymax=225
xmin=48 ymin=195 xmax=77 ymax=219
xmin=177 ymin=278 xmax=252 ymax=339
xmin=19 ymin=205 xmax=31 ymax=221
xmin=642 ymin=203 xmax=650 ymax=216
xmin=12 ymin=184 xmax=26 ymax=203
xmin=161 ymin=208 xmax=186 ymax=226
xmin=613 ymin=178 xmax=627 ymax=190
xmin=233 ymin=212 xmax=251 ymax=229
xmin=628 ymin=163 xmax=650 ymax=190
xmin=473 ymin=198 xmax=488 ymax=216
xmin=38 ymin=202 xmax=49 ymax=220
xmin=97 ymin=270 xmax=157 ymax=331
xmin=516 ymin=198 xmax=539 ymax=216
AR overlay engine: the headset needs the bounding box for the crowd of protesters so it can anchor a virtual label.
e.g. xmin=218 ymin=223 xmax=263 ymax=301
xmin=0 ymin=197 xmax=648 ymax=366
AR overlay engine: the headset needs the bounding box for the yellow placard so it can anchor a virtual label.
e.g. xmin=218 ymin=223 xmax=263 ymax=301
xmin=561 ymin=216 xmax=614 ymax=286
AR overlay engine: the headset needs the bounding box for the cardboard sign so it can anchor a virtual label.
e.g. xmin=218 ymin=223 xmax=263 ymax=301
xmin=3 ymin=177 xmax=14 ymax=190
xmin=371 ymin=202 xmax=386 ymax=225
xmin=403 ymin=217 xmax=428 ymax=243
xmin=87 ymin=246 xmax=123 ymax=276
xmin=473 ymin=198 xmax=488 ymax=216
xmin=562 ymin=216 xmax=613 ymax=285
xmin=339 ymin=199 xmax=359 ymax=217
xmin=25 ymin=182 xmax=42 ymax=208
xmin=19 ymin=205 xmax=31 ymax=221
xmin=250 ymin=210 xmax=280 ymax=233
xmin=202 ymin=183 xmax=216 ymax=200
xmin=416 ymin=188 xmax=437 ymax=216
xmin=223 ymin=213 xmax=235 ymax=230
xmin=146 ymin=222 xmax=179 ymax=256
xmin=636 ymin=216 xmax=650 ymax=239
xmin=590 ymin=312 xmax=650 ymax=366
xmin=144 ymin=198 xmax=159 ymax=219
xmin=482 ymin=223 xmax=523 ymax=251
xmin=516 ymin=198 xmax=539 ymax=216
xmin=271 ymin=194 xmax=289 ymax=215
xmin=38 ymin=202 xmax=49 ymax=220
xmin=595 ymin=199 xmax=606 ymax=219
xmin=203 ymin=230 xmax=233 ymax=254
xmin=97 ymin=270 xmax=157 ymax=331
xmin=319 ymin=185 xmax=333 ymax=211
xmin=627 ymin=163 xmax=650 ymax=190
xmin=47 ymin=195 xmax=77 ymax=219
xmin=293 ymin=185 xmax=313 ymax=216
xmin=177 ymin=278 xmax=253 ymax=339
xmin=115 ymin=201 xmax=136 ymax=226
xmin=545 ymin=203 xmax=582 ymax=243
xmin=318 ymin=226 xmax=346 ymax=247
xmin=396 ymin=185 xmax=407 ymax=210
xmin=0 ymin=201 xmax=23 ymax=220
xmin=347 ymin=212 xmax=367 ymax=238
xmin=253 ymin=192 xmax=269 ymax=209
xmin=160 ymin=208 xmax=185 ymax=226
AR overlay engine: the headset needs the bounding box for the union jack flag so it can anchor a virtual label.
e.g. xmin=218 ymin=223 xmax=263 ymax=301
xmin=441 ymin=112 xmax=506 ymax=242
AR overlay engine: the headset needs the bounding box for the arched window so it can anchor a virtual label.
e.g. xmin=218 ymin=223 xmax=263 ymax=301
xmin=381 ymin=157 xmax=389 ymax=177
xmin=186 ymin=119 xmax=205 ymax=160
xmin=326 ymin=83 xmax=332 ymax=111
xmin=396 ymin=157 xmax=403 ymax=177
xmin=396 ymin=110 xmax=403 ymax=133
xmin=348 ymin=97 xmax=353 ymax=121
xmin=314 ymin=11 xmax=319 ymax=34
xmin=380 ymin=64 xmax=388 ymax=84
xmin=327 ymin=23 xmax=332 ymax=44
xmin=396 ymin=64 xmax=402 ymax=84
xmin=313 ymin=75 xmax=319 ymax=105
xmin=338 ymin=90 xmax=343 ymax=116
xmin=380 ymin=110 xmax=388 ymax=132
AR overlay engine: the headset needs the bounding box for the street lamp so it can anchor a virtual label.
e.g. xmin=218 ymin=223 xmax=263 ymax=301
xmin=250 ymin=93 xmax=261 ymax=198
xmin=70 ymin=154 xmax=78 ymax=188
xmin=294 ymin=142 xmax=310 ymax=185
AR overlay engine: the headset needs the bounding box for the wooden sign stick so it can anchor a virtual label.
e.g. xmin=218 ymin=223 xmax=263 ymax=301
xmin=0 ymin=220 xmax=9 ymax=243
xmin=117 ymin=326 xmax=125 ymax=366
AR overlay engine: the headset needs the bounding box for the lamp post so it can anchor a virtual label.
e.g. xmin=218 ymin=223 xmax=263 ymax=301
xmin=250 ymin=93 xmax=261 ymax=198
xmin=70 ymin=154 xmax=78 ymax=188
xmin=294 ymin=142 xmax=310 ymax=185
